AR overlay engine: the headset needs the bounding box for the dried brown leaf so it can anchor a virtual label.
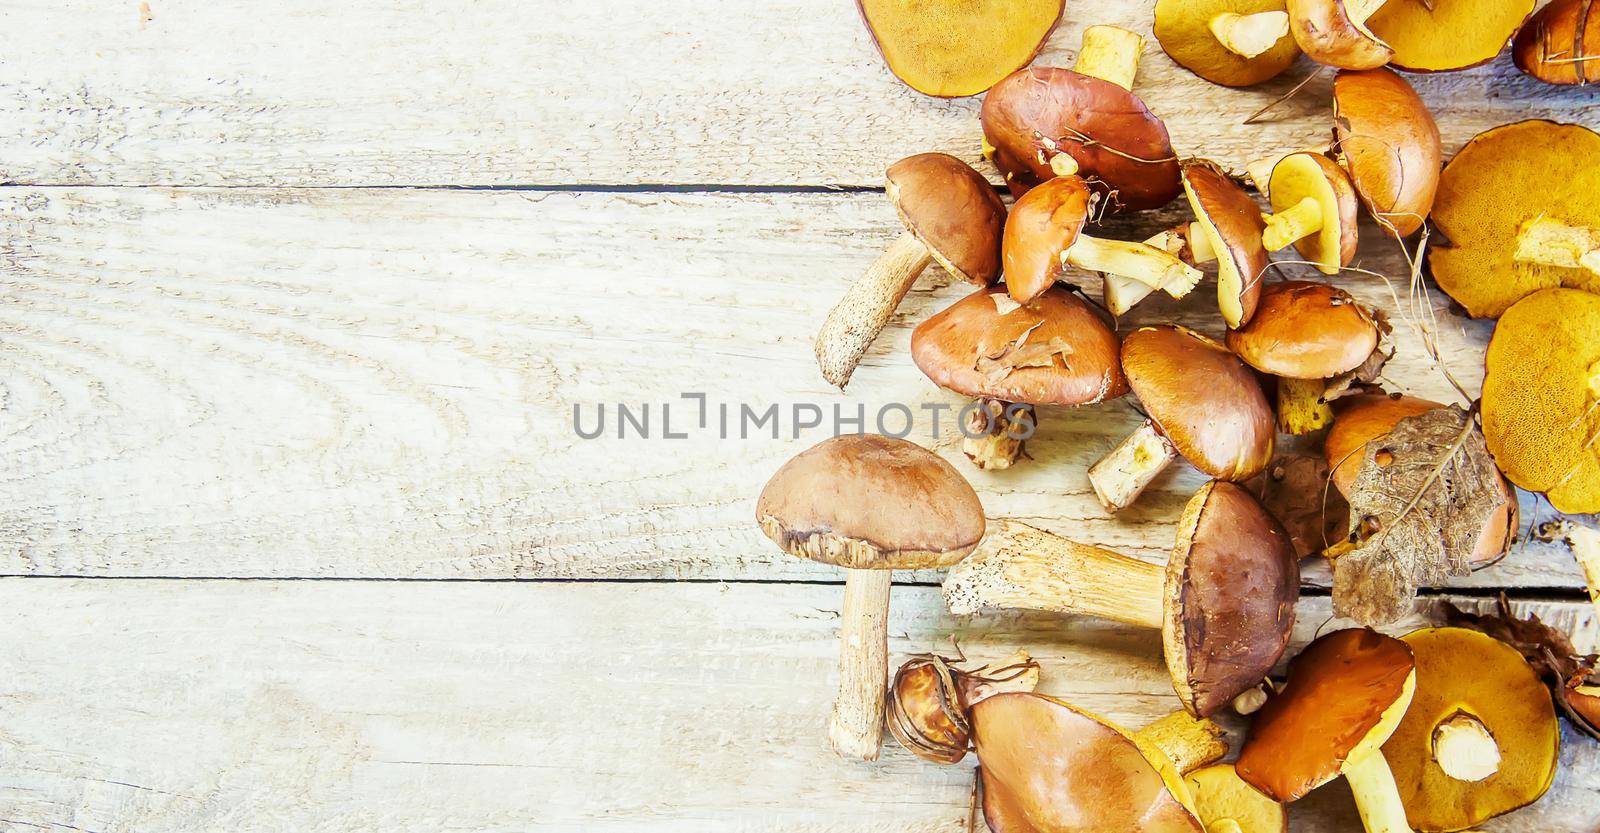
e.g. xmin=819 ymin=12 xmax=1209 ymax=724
xmin=974 ymin=321 xmax=1073 ymax=384
xmin=1324 ymin=309 xmax=1394 ymax=403
xmin=1333 ymin=406 xmax=1498 ymax=625
xmin=1250 ymin=452 xmax=1349 ymax=558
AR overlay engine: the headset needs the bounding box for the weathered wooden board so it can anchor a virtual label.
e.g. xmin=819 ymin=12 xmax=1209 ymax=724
xmin=0 ymin=185 xmax=1588 ymax=584
xmin=0 ymin=580 xmax=1593 ymax=832
xmin=0 ymin=0 xmax=1594 ymax=188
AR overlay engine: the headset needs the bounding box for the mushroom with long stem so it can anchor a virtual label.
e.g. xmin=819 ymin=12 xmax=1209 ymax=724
xmin=1258 ymin=152 xmax=1359 ymax=274
xmin=1154 ymin=0 xmax=1300 ymax=87
xmin=982 ymin=26 xmax=1182 ymax=210
xmin=1381 ymin=627 xmax=1559 ymax=832
xmin=814 ymin=153 xmax=1004 ymax=389
xmin=756 ymin=434 xmax=986 ymax=760
xmin=945 ymin=481 xmax=1298 ymax=716
xmin=1226 ymin=280 xmax=1384 ymax=434
xmin=912 ymin=284 xmax=1128 ymax=470
xmin=1236 ymin=628 xmax=1419 ymax=833
xmin=1087 ymin=325 xmax=1274 ymax=512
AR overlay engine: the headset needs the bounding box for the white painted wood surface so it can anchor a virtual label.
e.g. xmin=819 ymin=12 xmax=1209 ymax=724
xmin=0 ymin=1 xmax=1596 ymax=188
xmin=0 ymin=185 xmax=1588 ymax=584
xmin=0 ymin=581 xmax=1595 ymax=833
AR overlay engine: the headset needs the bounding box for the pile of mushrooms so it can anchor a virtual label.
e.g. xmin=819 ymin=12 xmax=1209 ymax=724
xmin=755 ymin=6 xmax=1600 ymax=829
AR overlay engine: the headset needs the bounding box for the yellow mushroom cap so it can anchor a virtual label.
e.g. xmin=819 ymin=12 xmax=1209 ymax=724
xmin=1431 ymin=120 xmax=1600 ymax=318
xmin=1482 ymin=287 xmax=1600 ymax=514
xmin=1185 ymin=764 xmax=1287 ymax=833
xmin=857 ymin=0 xmax=1065 ymax=97
xmin=1154 ymin=0 xmax=1301 ymax=87
xmin=1383 ymin=627 xmax=1559 ymax=832
xmin=1366 ymin=0 xmax=1535 ymax=72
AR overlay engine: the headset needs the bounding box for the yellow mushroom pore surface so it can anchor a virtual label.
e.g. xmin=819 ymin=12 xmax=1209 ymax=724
xmin=1431 ymin=120 xmax=1600 ymax=318
xmin=1366 ymin=0 xmax=1536 ymax=72
xmin=1482 ymin=287 xmax=1600 ymax=514
xmin=1383 ymin=628 xmax=1559 ymax=832
xmin=859 ymin=0 xmax=1063 ymax=97
xmin=1269 ymin=155 xmax=1343 ymax=273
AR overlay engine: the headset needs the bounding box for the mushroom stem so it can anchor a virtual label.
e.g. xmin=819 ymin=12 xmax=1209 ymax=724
xmin=1343 ymin=751 xmax=1415 ymax=833
xmin=815 ymin=230 xmax=933 ymax=389
xmin=1432 ymin=713 xmax=1502 ymax=782
xmin=1513 ymin=215 xmax=1600 ymax=277
xmin=1088 ymin=420 xmax=1180 ymax=512
xmin=1102 ymin=225 xmax=1210 ymax=315
xmin=943 ymin=521 xmax=1165 ymax=629
xmin=962 ymin=400 xmax=1036 ymax=471
xmin=1133 ymin=710 xmax=1229 ymax=774
xmin=1208 ymin=11 xmax=1291 ymax=58
xmin=1262 ymin=196 xmax=1327 ymax=251
xmin=1073 ymin=24 xmax=1145 ymax=91
xmin=1277 ymin=377 xmax=1334 ymax=434
xmin=1064 ymin=234 xmax=1205 ymax=294
xmin=830 ymin=568 xmax=893 ymax=760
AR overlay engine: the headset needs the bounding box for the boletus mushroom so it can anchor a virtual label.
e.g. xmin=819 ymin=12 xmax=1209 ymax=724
xmin=1285 ymin=0 xmax=1395 ymax=69
xmin=981 ymin=26 xmax=1182 ymax=210
xmin=945 ymin=481 xmax=1298 ymax=716
xmin=815 ymin=152 xmax=1005 ymax=389
xmin=973 ymin=693 xmax=1225 ymax=833
xmin=1154 ymin=0 xmax=1300 ymax=86
xmin=1004 ymin=175 xmax=1203 ymax=307
xmin=1236 ymin=628 xmax=1418 ymax=833
xmin=1186 ymin=764 xmax=1289 ymax=833
xmin=1259 ymin=151 xmax=1360 ymax=274
xmin=1325 ymin=393 xmax=1518 ymax=565
xmin=912 ymin=284 xmax=1128 ymax=469
xmin=887 ymin=650 xmax=1040 ymax=763
xmin=756 ymin=434 xmax=985 ymax=759
xmin=1364 ymin=0 xmax=1535 ymax=72
xmin=1331 ymin=68 xmax=1441 ymax=238
xmin=1430 ymin=120 xmax=1600 ymax=318
xmin=1383 ymin=627 xmax=1559 ymax=832
xmin=1106 ymin=160 xmax=1271 ymax=325
xmin=857 ymin=0 xmax=1065 ymax=97
xmin=1087 ymin=325 xmax=1275 ymax=512
xmin=1514 ymin=0 xmax=1600 ymax=85
xmin=1226 ymin=280 xmax=1384 ymax=434
xmin=1482 ymin=286 xmax=1600 ymax=513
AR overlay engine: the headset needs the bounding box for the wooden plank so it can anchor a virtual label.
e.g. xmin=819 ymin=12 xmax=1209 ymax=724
xmin=0 ymin=579 xmax=1594 ymax=832
xmin=0 ymin=185 xmax=1590 ymax=584
xmin=0 ymin=1 xmax=1595 ymax=187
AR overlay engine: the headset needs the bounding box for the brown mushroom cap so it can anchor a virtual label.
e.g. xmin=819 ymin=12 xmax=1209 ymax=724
xmin=981 ymin=66 xmax=1182 ymax=211
xmin=887 ymin=153 xmax=1007 ymax=286
xmin=1182 ymin=160 xmax=1270 ymax=327
xmin=1365 ymin=0 xmax=1534 ymax=72
xmin=973 ymin=693 xmax=1204 ymax=833
xmin=912 ymin=285 xmax=1129 ymax=406
xmin=1124 ymin=326 xmax=1275 ymax=481
xmin=1332 ymin=68 xmax=1441 ymax=238
xmin=1154 ymin=0 xmax=1301 ymax=87
xmin=1430 ymin=120 xmax=1600 ymax=318
xmin=1326 ymin=394 xmax=1443 ymax=495
xmin=1514 ymin=0 xmax=1600 ymax=85
xmin=1163 ymin=481 xmax=1299 ymax=718
xmin=755 ymin=433 xmax=985 ymax=569
xmin=1225 ymin=281 xmax=1380 ymax=379
xmin=1266 ymin=152 xmax=1360 ymax=274
xmin=1003 ymin=176 xmax=1092 ymax=305
xmin=858 ymin=0 xmax=1065 ymax=97
xmin=1383 ymin=627 xmax=1559 ymax=832
xmin=1483 ymin=287 xmax=1600 ymax=514
xmin=1237 ymin=628 xmax=1416 ymax=802
xmin=1286 ymin=0 xmax=1394 ymax=69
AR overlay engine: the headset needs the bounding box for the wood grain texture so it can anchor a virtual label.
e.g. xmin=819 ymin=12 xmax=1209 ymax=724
xmin=0 ymin=579 xmax=1594 ymax=832
xmin=0 ymin=0 xmax=1594 ymax=188
xmin=0 ymin=185 xmax=1591 ymax=584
